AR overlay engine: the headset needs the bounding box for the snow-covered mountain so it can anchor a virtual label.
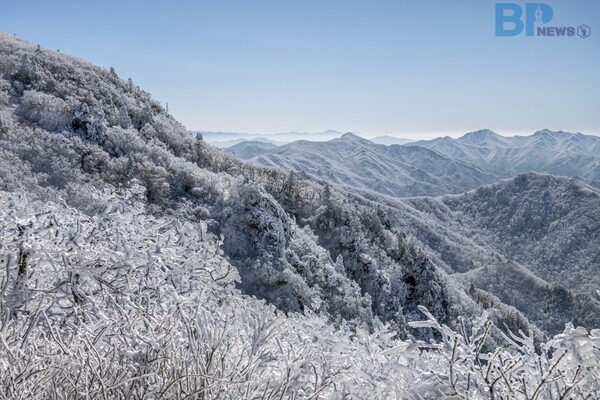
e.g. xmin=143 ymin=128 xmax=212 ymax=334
xmin=398 ymin=173 xmax=600 ymax=334
xmin=2 ymin=31 xmax=470 ymax=343
xmin=440 ymin=173 xmax=600 ymax=296
xmin=204 ymin=136 xmax=285 ymax=148
xmin=224 ymin=132 xmax=600 ymax=334
xmin=251 ymin=132 xmax=499 ymax=197
xmin=224 ymin=140 xmax=277 ymax=159
xmin=411 ymin=129 xmax=600 ymax=188
xmin=1 ymin=31 xmax=599 ymax=398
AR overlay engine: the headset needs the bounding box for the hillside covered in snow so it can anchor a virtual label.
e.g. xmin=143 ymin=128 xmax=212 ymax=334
xmin=400 ymin=174 xmax=600 ymax=335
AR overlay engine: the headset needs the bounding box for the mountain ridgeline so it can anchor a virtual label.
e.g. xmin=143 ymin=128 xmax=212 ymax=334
xmin=252 ymin=133 xmax=499 ymax=197
xmin=410 ymin=129 xmax=600 ymax=188
xmin=240 ymin=128 xmax=600 ymax=197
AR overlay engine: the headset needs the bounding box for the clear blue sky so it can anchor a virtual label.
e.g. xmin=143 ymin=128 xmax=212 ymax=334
xmin=2 ymin=0 xmax=599 ymax=138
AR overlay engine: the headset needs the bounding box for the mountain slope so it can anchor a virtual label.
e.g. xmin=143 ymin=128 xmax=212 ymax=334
xmin=320 ymin=171 xmax=600 ymax=335
xmin=0 ymin=29 xmax=491 ymax=344
xmin=441 ymin=173 xmax=600 ymax=295
xmin=457 ymin=261 xmax=600 ymax=336
xmin=252 ymin=133 xmax=499 ymax=197
xmin=397 ymin=173 xmax=600 ymax=334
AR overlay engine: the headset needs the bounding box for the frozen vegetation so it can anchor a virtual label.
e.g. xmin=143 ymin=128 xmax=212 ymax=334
xmin=1 ymin=31 xmax=599 ymax=398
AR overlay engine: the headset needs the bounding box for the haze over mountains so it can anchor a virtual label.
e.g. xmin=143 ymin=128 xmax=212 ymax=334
xmin=223 ymin=140 xmax=277 ymax=159
xmin=1 ymin=31 xmax=599 ymax=398
xmin=199 ymin=129 xmax=345 ymax=147
xmin=202 ymin=129 xmax=415 ymax=148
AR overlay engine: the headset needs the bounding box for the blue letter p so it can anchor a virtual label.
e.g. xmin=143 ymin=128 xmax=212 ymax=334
xmin=525 ymin=3 xmax=553 ymax=36
xmin=496 ymin=3 xmax=524 ymax=36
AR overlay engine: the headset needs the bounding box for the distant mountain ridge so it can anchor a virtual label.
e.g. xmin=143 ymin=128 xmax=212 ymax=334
xmin=200 ymin=130 xmax=415 ymax=148
xmin=224 ymin=140 xmax=277 ymax=159
xmin=239 ymin=129 xmax=600 ymax=197
xmin=369 ymin=135 xmax=414 ymax=146
xmin=410 ymin=129 xmax=600 ymax=187
xmin=251 ymin=132 xmax=499 ymax=197
xmin=197 ymin=129 xmax=345 ymax=147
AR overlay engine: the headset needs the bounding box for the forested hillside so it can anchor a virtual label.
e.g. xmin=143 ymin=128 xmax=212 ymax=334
xmin=441 ymin=174 xmax=600 ymax=295
xmin=0 ymin=30 xmax=485 ymax=337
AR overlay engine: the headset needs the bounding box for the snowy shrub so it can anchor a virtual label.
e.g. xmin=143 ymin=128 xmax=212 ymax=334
xmin=118 ymin=104 xmax=132 ymax=128
xmin=408 ymin=306 xmax=600 ymax=399
xmin=0 ymin=189 xmax=414 ymax=398
xmin=18 ymin=90 xmax=70 ymax=131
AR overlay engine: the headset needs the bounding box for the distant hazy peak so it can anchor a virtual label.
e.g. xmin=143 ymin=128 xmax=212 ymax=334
xmin=340 ymin=132 xmax=363 ymax=140
xmin=369 ymin=136 xmax=414 ymax=146
xmin=227 ymin=140 xmax=276 ymax=149
xmin=531 ymin=129 xmax=582 ymax=138
xmin=458 ymin=129 xmax=506 ymax=146
xmin=461 ymin=129 xmax=499 ymax=138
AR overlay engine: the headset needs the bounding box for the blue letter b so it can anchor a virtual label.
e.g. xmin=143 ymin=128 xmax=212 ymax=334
xmin=496 ymin=3 xmax=524 ymax=36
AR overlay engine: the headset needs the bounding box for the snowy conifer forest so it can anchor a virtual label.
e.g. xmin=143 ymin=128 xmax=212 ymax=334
xmin=1 ymin=31 xmax=600 ymax=399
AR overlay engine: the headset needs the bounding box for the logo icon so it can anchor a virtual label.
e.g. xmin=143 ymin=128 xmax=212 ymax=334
xmin=577 ymin=24 xmax=591 ymax=38
xmin=495 ymin=3 xmax=590 ymax=38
